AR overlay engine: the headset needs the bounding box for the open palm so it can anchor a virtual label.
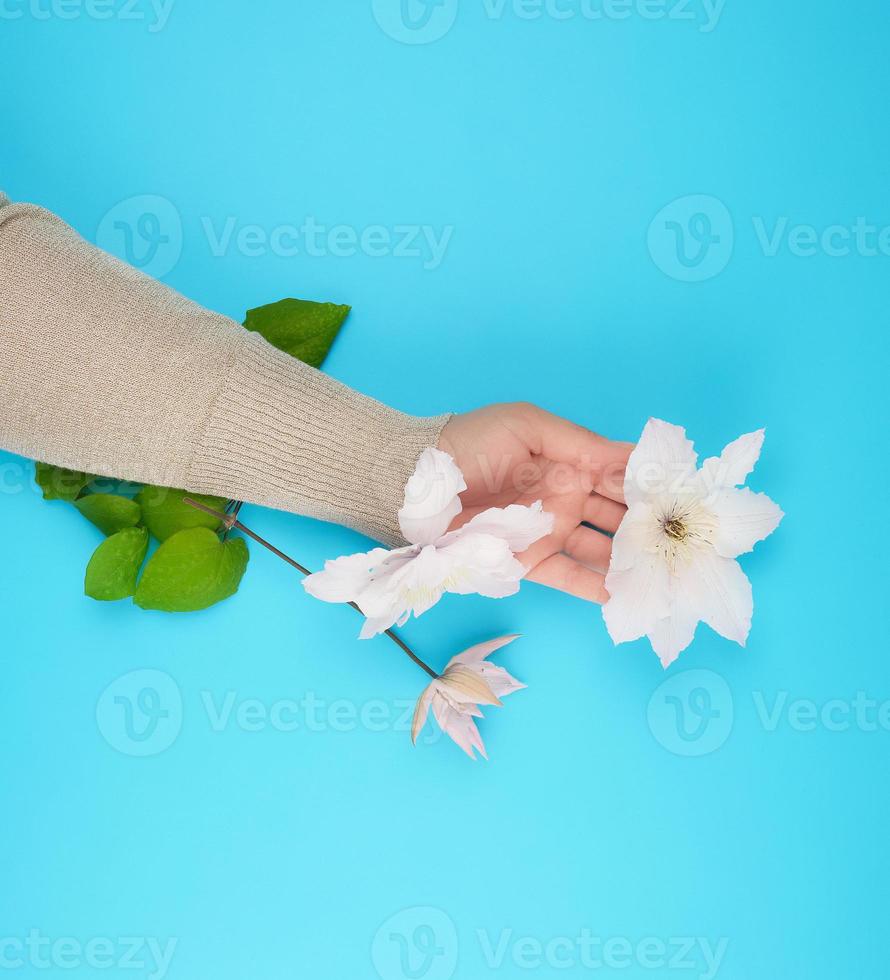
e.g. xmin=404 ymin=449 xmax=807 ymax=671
xmin=438 ymin=403 xmax=633 ymax=604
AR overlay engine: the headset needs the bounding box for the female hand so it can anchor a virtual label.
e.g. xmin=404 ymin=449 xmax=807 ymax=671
xmin=438 ymin=403 xmax=633 ymax=604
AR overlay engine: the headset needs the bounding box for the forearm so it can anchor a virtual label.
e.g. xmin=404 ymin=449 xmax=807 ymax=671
xmin=0 ymin=193 xmax=448 ymax=545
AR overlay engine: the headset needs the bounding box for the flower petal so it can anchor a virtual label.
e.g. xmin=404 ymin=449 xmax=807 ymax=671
xmin=604 ymin=496 xmax=671 ymax=645
xmin=450 ymin=634 xmax=521 ymax=665
xmin=709 ymin=487 xmax=784 ymax=558
xmin=411 ymin=683 xmax=438 ymax=744
xmin=647 ymin=547 xmax=753 ymax=664
xmin=302 ymin=547 xmax=393 ymax=602
xmin=398 ymin=447 xmax=466 ymax=546
xmin=603 ymin=554 xmax=671 ymax=644
xmin=439 ymin=690 xmax=484 ymax=719
xmin=625 ymin=418 xmax=699 ymax=506
xmin=682 ymin=545 xmax=753 ymax=646
xmin=359 ymin=615 xmax=401 ymax=640
xmin=437 ymin=532 xmax=526 ymax=599
xmin=432 ymin=696 xmax=488 ymax=760
xmin=354 ymin=545 xmax=454 ymax=634
xmin=452 ymin=501 xmax=554 ymax=553
xmin=646 ymin=588 xmax=700 ymax=668
xmin=440 ymin=664 xmax=502 ymax=706
xmin=698 ymin=429 xmax=764 ymax=492
xmin=609 ymin=501 xmax=657 ymax=572
xmin=474 ymin=662 xmax=526 ymax=699
xmin=446 ymin=636 xmax=525 ymax=698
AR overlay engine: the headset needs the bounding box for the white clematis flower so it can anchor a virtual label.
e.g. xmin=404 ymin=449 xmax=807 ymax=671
xmin=303 ymin=448 xmax=553 ymax=638
xmin=411 ymin=635 xmax=525 ymax=760
xmin=603 ymin=419 xmax=783 ymax=668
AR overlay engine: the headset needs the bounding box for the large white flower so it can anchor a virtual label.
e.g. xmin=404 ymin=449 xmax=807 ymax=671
xmin=303 ymin=448 xmax=553 ymax=638
xmin=603 ymin=419 xmax=783 ymax=667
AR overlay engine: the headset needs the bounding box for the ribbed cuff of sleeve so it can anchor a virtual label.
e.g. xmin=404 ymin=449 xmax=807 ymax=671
xmin=187 ymin=330 xmax=451 ymax=546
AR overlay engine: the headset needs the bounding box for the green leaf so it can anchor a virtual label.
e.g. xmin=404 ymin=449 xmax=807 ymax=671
xmin=136 ymin=486 xmax=227 ymax=542
xmin=74 ymin=494 xmax=142 ymax=536
xmin=243 ymin=297 xmax=350 ymax=367
xmin=133 ymin=527 xmax=249 ymax=612
xmin=85 ymin=527 xmax=149 ymax=601
xmin=35 ymin=462 xmax=93 ymax=502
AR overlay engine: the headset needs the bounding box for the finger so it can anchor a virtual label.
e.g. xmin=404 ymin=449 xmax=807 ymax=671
xmin=564 ymin=525 xmax=613 ymax=573
xmin=518 ymin=405 xmax=632 ymax=503
xmin=582 ymin=494 xmax=626 ymax=534
xmin=526 ymin=553 xmax=609 ymax=604
xmin=515 ymin=502 xmax=579 ymax=571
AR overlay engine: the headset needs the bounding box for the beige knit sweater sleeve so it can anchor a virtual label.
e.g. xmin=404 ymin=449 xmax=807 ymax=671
xmin=0 ymin=193 xmax=450 ymax=545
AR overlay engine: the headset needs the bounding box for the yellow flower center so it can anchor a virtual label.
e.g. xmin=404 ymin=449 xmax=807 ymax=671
xmin=654 ymin=498 xmax=717 ymax=570
xmin=661 ymin=516 xmax=688 ymax=542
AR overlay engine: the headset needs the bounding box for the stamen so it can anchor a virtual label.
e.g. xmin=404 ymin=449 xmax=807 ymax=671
xmin=654 ymin=498 xmax=717 ymax=572
xmin=400 ymin=569 xmax=467 ymax=608
xmin=662 ymin=517 xmax=687 ymax=542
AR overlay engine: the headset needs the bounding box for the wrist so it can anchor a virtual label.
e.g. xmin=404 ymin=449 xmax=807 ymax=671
xmin=188 ymin=330 xmax=451 ymax=545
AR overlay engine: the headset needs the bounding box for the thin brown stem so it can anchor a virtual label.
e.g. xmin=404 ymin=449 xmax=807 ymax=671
xmin=223 ymin=500 xmax=245 ymax=541
xmin=183 ymin=498 xmax=438 ymax=679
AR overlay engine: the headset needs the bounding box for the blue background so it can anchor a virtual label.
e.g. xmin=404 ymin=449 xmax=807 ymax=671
xmin=1 ymin=1 xmax=888 ymax=978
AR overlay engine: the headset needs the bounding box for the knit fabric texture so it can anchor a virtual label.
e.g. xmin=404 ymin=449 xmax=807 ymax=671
xmin=0 ymin=193 xmax=450 ymax=545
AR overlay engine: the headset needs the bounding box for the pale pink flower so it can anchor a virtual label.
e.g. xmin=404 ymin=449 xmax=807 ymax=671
xmin=303 ymin=448 xmax=553 ymax=638
xmin=411 ymin=635 xmax=525 ymax=759
xmin=603 ymin=419 xmax=783 ymax=667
